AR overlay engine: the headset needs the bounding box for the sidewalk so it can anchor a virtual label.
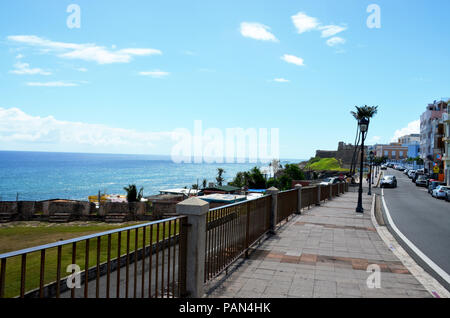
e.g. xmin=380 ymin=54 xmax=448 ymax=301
xmin=204 ymin=189 xmax=432 ymax=298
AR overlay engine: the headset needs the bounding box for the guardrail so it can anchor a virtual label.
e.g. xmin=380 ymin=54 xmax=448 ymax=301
xmin=0 ymin=216 xmax=187 ymax=298
xmin=204 ymin=195 xmax=271 ymax=282
xmin=277 ymin=189 xmax=298 ymax=224
xmin=1 ymin=181 xmax=350 ymax=298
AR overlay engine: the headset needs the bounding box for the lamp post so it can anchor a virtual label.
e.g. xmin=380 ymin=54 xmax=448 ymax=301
xmin=368 ymin=151 xmax=374 ymax=195
xmin=356 ymin=117 xmax=369 ymax=213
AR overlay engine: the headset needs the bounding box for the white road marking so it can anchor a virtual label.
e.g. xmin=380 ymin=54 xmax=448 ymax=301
xmin=381 ymin=188 xmax=450 ymax=289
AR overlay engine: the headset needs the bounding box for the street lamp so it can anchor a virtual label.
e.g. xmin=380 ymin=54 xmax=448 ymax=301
xmin=356 ymin=117 xmax=369 ymax=213
xmin=368 ymin=151 xmax=374 ymax=195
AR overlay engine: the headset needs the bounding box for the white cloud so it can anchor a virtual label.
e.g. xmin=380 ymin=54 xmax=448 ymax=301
xmin=0 ymin=107 xmax=173 ymax=151
xmin=26 ymin=81 xmax=79 ymax=87
xmin=291 ymin=13 xmax=348 ymax=48
xmin=7 ymin=35 xmax=162 ymax=64
xmin=273 ymin=78 xmax=290 ymax=83
xmin=319 ymin=25 xmax=347 ymax=38
xmin=291 ymin=12 xmax=320 ymax=34
xmin=281 ymin=54 xmax=304 ymax=66
xmin=75 ymin=67 xmax=88 ymax=72
xmin=326 ymin=37 xmax=346 ymax=47
xmin=391 ymin=120 xmax=420 ymax=142
xmin=139 ymin=70 xmax=170 ymax=78
xmin=240 ymin=22 xmax=278 ymax=42
xmin=10 ymin=62 xmax=51 ymax=75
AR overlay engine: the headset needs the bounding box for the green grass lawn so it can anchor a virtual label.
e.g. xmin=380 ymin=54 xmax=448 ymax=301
xmin=0 ymin=221 xmax=179 ymax=298
xmin=305 ymin=158 xmax=350 ymax=172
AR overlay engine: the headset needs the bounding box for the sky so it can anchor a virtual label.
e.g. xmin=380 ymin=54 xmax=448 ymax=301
xmin=0 ymin=0 xmax=449 ymax=160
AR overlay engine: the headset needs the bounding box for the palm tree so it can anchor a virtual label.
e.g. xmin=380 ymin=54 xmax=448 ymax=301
xmin=349 ymin=105 xmax=378 ymax=174
xmin=124 ymin=184 xmax=144 ymax=202
xmin=216 ymin=168 xmax=225 ymax=186
xmin=202 ymin=179 xmax=207 ymax=189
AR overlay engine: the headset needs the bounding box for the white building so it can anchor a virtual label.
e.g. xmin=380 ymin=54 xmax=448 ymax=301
xmin=443 ymin=105 xmax=450 ymax=185
xmin=420 ymin=99 xmax=448 ymax=174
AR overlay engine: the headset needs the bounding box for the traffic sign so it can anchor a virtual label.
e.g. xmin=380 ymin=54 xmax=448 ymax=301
xmin=433 ymin=165 xmax=440 ymax=173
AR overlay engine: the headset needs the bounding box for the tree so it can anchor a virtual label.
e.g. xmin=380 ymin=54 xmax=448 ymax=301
xmin=349 ymin=105 xmax=379 ymax=174
xmin=229 ymin=167 xmax=266 ymax=189
xmin=216 ymin=168 xmax=225 ymax=186
xmin=265 ymin=164 xmax=305 ymax=191
xmin=192 ymin=184 xmax=199 ymax=190
xmin=123 ymin=184 xmax=143 ymax=202
xmin=202 ymin=179 xmax=207 ymax=189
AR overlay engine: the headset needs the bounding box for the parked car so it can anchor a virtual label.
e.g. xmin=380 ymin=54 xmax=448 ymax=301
xmin=381 ymin=165 xmax=387 ymax=170
xmin=320 ymin=177 xmax=340 ymax=186
xmin=445 ymin=189 xmax=450 ymax=202
xmin=432 ymin=186 xmax=450 ymax=199
xmin=380 ymin=175 xmax=397 ymax=188
xmin=412 ymin=172 xmax=423 ymax=183
xmin=415 ymin=175 xmax=429 ymax=187
xmin=404 ymin=169 xmax=409 ymax=175
xmin=407 ymin=170 xmax=416 ymax=179
xmin=428 ymin=181 xmax=446 ymax=194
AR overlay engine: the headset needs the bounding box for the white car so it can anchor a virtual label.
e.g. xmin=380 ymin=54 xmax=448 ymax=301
xmin=320 ymin=177 xmax=339 ymax=186
xmin=432 ymin=186 xmax=450 ymax=199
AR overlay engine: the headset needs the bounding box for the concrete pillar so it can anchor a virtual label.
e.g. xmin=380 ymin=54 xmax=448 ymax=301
xmin=329 ymin=184 xmax=333 ymax=200
xmin=316 ymin=184 xmax=321 ymax=206
xmin=176 ymin=197 xmax=209 ymax=298
xmin=266 ymin=187 xmax=279 ymax=234
xmin=336 ymin=182 xmax=340 ymax=196
xmin=295 ymin=184 xmax=302 ymax=214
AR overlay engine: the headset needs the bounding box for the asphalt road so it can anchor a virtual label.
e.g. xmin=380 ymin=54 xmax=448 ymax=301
xmin=381 ymin=168 xmax=450 ymax=284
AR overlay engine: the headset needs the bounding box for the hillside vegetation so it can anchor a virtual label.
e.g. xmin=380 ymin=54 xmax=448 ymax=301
xmin=304 ymin=157 xmax=349 ymax=172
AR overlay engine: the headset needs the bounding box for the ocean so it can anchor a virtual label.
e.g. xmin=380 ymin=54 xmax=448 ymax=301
xmin=0 ymin=151 xmax=299 ymax=201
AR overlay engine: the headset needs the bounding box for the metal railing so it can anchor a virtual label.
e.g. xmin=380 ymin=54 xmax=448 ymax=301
xmin=320 ymin=185 xmax=329 ymax=201
xmin=1 ymin=182 xmax=351 ymax=297
xmin=301 ymin=186 xmax=316 ymax=209
xmin=0 ymin=216 xmax=187 ymax=298
xmin=204 ymin=195 xmax=271 ymax=282
xmin=277 ymin=189 xmax=298 ymax=223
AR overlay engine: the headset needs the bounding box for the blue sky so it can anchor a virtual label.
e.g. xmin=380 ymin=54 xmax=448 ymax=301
xmin=0 ymin=0 xmax=449 ymax=160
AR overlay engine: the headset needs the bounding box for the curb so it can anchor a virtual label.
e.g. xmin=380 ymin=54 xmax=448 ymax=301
xmin=370 ymin=192 xmax=450 ymax=298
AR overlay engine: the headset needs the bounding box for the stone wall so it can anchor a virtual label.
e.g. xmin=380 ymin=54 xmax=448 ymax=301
xmin=99 ymin=202 xmax=147 ymax=217
xmin=0 ymin=200 xmax=143 ymax=223
xmin=315 ymin=141 xmax=368 ymax=168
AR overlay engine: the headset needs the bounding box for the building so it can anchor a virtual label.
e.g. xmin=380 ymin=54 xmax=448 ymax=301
xmin=443 ymin=104 xmax=450 ymax=185
xmin=202 ymin=185 xmax=241 ymax=195
xmin=420 ymin=99 xmax=448 ymax=176
xmin=199 ymin=194 xmax=246 ymax=208
xmin=398 ymin=134 xmax=420 ymax=145
xmin=374 ymin=143 xmax=408 ymax=160
xmin=397 ymin=133 xmax=421 ymax=158
xmin=315 ymin=141 xmax=367 ymax=168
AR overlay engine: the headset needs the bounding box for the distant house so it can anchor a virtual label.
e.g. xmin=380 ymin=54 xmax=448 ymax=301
xmin=202 ymin=185 xmax=241 ymax=195
xmin=159 ymin=188 xmax=200 ymax=197
xmin=199 ymin=193 xmax=246 ymax=208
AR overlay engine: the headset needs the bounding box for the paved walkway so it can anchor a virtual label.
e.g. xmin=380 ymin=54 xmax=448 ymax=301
xmin=205 ymin=189 xmax=432 ymax=298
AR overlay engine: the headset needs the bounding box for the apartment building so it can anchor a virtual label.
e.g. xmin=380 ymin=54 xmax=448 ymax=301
xmin=420 ymin=99 xmax=448 ymax=178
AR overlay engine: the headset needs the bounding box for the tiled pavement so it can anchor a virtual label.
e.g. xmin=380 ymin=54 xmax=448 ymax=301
xmin=204 ymin=190 xmax=433 ymax=298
